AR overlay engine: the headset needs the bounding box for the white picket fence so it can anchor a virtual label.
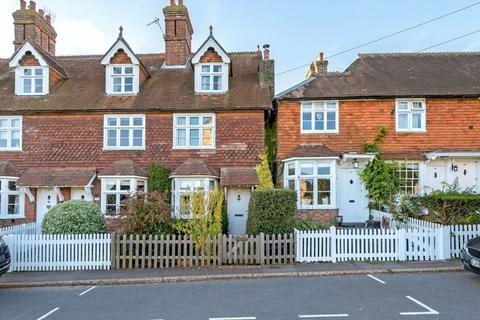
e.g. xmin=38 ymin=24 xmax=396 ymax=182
xmin=0 ymin=222 xmax=40 ymax=237
xmin=371 ymin=210 xmax=441 ymax=230
xmin=3 ymin=233 xmax=111 ymax=272
xmin=296 ymin=225 xmax=480 ymax=263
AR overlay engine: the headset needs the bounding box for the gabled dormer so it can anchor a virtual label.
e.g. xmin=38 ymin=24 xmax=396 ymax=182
xmin=9 ymin=41 xmax=67 ymax=96
xmin=191 ymin=26 xmax=230 ymax=94
xmin=101 ymin=27 xmax=150 ymax=96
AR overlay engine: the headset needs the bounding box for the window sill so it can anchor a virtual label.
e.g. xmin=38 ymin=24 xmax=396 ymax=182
xmin=0 ymin=215 xmax=25 ymax=220
xmin=195 ymin=91 xmax=227 ymax=95
xmin=0 ymin=148 xmax=22 ymax=152
xmin=172 ymin=146 xmax=216 ymax=150
xmin=300 ymin=130 xmax=339 ymax=134
xmin=298 ymin=206 xmax=337 ymax=211
xmin=395 ymin=130 xmax=427 ymax=134
xmin=105 ymin=92 xmax=138 ymax=96
xmin=103 ymin=147 xmax=145 ymax=151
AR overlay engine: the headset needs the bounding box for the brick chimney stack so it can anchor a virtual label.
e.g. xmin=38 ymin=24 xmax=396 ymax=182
xmin=12 ymin=0 xmax=57 ymax=56
xmin=306 ymin=52 xmax=328 ymax=77
xmin=260 ymin=44 xmax=275 ymax=97
xmin=163 ymin=0 xmax=193 ymax=66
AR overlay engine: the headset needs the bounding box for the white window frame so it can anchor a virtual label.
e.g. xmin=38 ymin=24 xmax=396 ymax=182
xmin=0 ymin=177 xmax=24 ymax=219
xmin=0 ymin=116 xmax=22 ymax=151
xmin=395 ymin=161 xmax=422 ymax=195
xmin=171 ymin=177 xmax=218 ymax=219
xmin=105 ymin=64 xmax=140 ymax=95
xmin=173 ymin=114 xmax=216 ymax=149
xmin=395 ymin=99 xmax=426 ymax=132
xmin=300 ymin=101 xmax=339 ymax=134
xmin=100 ymin=176 xmax=147 ymax=215
xmin=194 ymin=63 xmax=229 ymax=94
xmin=283 ymin=159 xmax=337 ymax=209
xmin=103 ymin=115 xmax=145 ymax=150
xmin=15 ymin=66 xmax=49 ymax=96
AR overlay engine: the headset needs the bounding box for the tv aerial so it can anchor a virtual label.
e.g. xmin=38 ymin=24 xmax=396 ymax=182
xmin=147 ymin=17 xmax=165 ymax=37
xmin=43 ymin=6 xmax=56 ymax=23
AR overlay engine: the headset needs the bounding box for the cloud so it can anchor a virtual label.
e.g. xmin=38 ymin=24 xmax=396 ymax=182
xmin=55 ymin=19 xmax=108 ymax=55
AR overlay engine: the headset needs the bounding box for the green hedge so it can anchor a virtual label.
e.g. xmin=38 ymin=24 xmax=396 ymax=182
xmin=246 ymin=189 xmax=297 ymax=235
xmin=419 ymin=192 xmax=480 ymax=224
xmin=148 ymin=164 xmax=171 ymax=198
xmin=42 ymin=200 xmax=107 ymax=234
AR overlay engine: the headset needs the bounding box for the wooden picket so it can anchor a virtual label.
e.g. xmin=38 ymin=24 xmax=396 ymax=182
xmin=112 ymin=233 xmax=295 ymax=268
xmin=4 ymin=233 xmax=111 ymax=272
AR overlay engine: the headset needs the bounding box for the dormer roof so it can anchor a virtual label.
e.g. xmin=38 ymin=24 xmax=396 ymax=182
xmin=191 ymin=26 xmax=231 ymax=64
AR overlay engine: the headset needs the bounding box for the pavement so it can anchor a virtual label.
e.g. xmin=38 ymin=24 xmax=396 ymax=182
xmin=1 ymin=271 xmax=479 ymax=320
xmin=0 ymin=259 xmax=463 ymax=288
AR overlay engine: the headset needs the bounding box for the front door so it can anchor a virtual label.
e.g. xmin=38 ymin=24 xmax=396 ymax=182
xmin=338 ymin=168 xmax=367 ymax=223
xmin=227 ymin=188 xmax=251 ymax=235
xmin=425 ymin=164 xmax=446 ymax=192
xmin=36 ymin=188 xmax=57 ymax=225
xmin=453 ymin=161 xmax=477 ymax=190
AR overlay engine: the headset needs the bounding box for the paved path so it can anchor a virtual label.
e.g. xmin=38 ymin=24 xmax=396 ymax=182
xmin=1 ymin=271 xmax=479 ymax=320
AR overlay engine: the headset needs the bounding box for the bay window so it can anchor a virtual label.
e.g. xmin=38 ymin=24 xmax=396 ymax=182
xmin=173 ymin=114 xmax=215 ymax=149
xmin=172 ymin=177 xmax=217 ymax=219
xmin=101 ymin=177 xmax=147 ymax=215
xmin=0 ymin=178 xmax=24 ymax=219
xmin=284 ymin=159 xmax=336 ymax=209
xmin=396 ymin=99 xmax=426 ymax=132
xmin=301 ymin=101 xmax=339 ymax=133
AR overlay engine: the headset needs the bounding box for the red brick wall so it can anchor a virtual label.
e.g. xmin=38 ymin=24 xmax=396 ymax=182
xmin=297 ymin=209 xmax=338 ymax=227
xmin=19 ymin=53 xmax=40 ymax=66
xmin=110 ymin=51 xmax=133 ymax=64
xmin=0 ymin=110 xmax=264 ymax=172
xmin=49 ymin=67 xmax=64 ymax=91
xmin=277 ymin=98 xmax=480 ymax=160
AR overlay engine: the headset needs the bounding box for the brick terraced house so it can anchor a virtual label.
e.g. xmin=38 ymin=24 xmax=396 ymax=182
xmin=0 ymin=0 xmax=274 ymax=235
xmin=276 ymin=52 xmax=480 ymax=225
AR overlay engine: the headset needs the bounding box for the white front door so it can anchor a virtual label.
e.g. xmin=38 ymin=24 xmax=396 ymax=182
xmin=452 ymin=161 xmax=477 ymax=190
xmin=338 ymin=168 xmax=367 ymax=223
xmin=71 ymin=188 xmax=88 ymax=200
xmin=36 ymin=188 xmax=57 ymax=225
xmin=425 ymin=164 xmax=447 ymax=193
xmin=227 ymin=188 xmax=251 ymax=235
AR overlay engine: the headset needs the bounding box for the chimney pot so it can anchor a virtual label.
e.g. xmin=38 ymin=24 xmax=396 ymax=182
xmin=38 ymin=9 xmax=44 ymax=17
xmin=263 ymin=44 xmax=270 ymax=61
xmin=317 ymin=52 xmax=324 ymax=62
xmin=169 ymin=0 xmax=175 ymax=5
xmin=29 ymin=1 xmax=36 ymax=10
xmin=20 ymin=0 xmax=26 ymax=10
xmin=178 ymin=0 xmax=184 ymax=5
xmin=45 ymin=14 xmax=51 ymax=25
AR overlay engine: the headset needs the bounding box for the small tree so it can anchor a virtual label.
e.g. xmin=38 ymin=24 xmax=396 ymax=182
xmin=174 ymin=188 xmax=224 ymax=253
xmin=255 ymin=151 xmax=274 ymax=190
xmin=119 ymin=192 xmax=174 ymax=235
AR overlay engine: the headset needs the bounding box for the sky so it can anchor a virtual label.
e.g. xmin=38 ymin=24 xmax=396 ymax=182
xmin=1 ymin=0 xmax=480 ymax=93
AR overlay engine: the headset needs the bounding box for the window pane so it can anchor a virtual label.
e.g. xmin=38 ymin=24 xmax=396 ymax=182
xmin=0 ymin=119 xmax=7 ymax=128
xmin=203 ymin=128 xmax=212 ymax=146
xmin=189 ymin=117 xmax=200 ymax=125
xmin=314 ymin=112 xmax=324 ymax=130
xmin=176 ymin=129 xmax=186 ymax=146
xmin=398 ymin=113 xmax=408 ymax=129
xmin=287 ymin=179 xmax=295 ymax=190
xmin=124 ymin=66 xmax=133 ymax=74
xmin=0 ymin=131 xmax=7 ymax=148
xmin=23 ymin=78 xmax=32 ymax=93
xmin=213 ymin=76 xmax=222 ymax=90
xmin=120 ymin=180 xmax=130 ymax=191
xmin=288 ymin=163 xmax=295 ymax=176
xmin=11 ymin=130 xmax=20 ymax=148
xmin=120 ymin=117 xmax=130 ymax=126
xmin=412 ymin=101 xmax=423 ymax=109
xmin=201 ymin=76 xmax=210 ymax=90
xmin=34 ymin=78 xmax=43 ymax=93
xmin=8 ymin=195 xmax=19 ymax=215
xmin=317 ymin=165 xmax=330 ymax=175
xmin=318 ymin=179 xmax=331 ymax=205
xmin=11 ymin=119 xmax=20 ymax=128
xmin=113 ymin=67 xmax=122 ymax=74
xmin=201 ymin=65 xmax=210 ymax=72
xmin=34 ymin=68 xmax=43 ymax=76
xmin=132 ymin=129 xmax=143 ymax=146
xmin=124 ymin=77 xmax=133 ymax=92
xmin=107 ymin=129 xmax=117 ymax=146
xmin=300 ymin=178 xmax=314 ymax=205
xmin=176 ymin=117 xmax=186 ymax=125
xmin=300 ymin=164 xmax=313 ymax=176
xmin=302 ymin=112 xmax=312 ymax=130
xmin=23 ymin=68 xmax=32 ymax=76
xmin=326 ymin=112 xmax=336 ymax=130
xmin=133 ymin=117 xmax=143 ymax=126
xmin=326 ymin=101 xmax=337 ymax=109
xmin=137 ymin=180 xmax=146 ymax=192
xmin=106 ymin=180 xmax=116 ymax=191
xmin=213 ymin=65 xmax=222 ymax=72
xmin=8 ymin=180 xmax=17 ymax=191
xmin=397 ymin=102 xmax=408 ymax=110
xmin=107 ymin=118 xmax=117 ymax=126
xmin=412 ymin=113 xmax=422 ymax=129
xmin=189 ymin=129 xmax=200 ymax=146
xmin=119 ymin=129 xmax=129 ymax=146
xmin=203 ymin=116 xmax=213 ymax=125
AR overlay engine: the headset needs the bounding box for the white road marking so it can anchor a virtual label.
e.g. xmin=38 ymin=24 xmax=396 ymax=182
xmin=36 ymin=307 xmax=60 ymax=320
xmin=400 ymin=296 xmax=439 ymax=316
xmin=299 ymin=315 xmax=349 ymax=318
xmin=79 ymin=285 xmax=97 ymax=296
xmin=209 ymin=317 xmax=256 ymax=320
xmin=367 ymin=274 xmax=386 ymax=284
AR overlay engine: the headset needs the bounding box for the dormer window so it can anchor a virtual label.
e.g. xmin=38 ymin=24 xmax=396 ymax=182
xmin=200 ymin=64 xmax=223 ymax=91
xmin=112 ymin=65 xmax=134 ymax=93
xmin=21 ymin=67 xmax=46 ymax=94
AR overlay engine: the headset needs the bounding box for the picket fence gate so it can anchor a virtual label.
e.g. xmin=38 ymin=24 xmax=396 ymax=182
xmin=4 ymin=234 xmax=111 ymax=272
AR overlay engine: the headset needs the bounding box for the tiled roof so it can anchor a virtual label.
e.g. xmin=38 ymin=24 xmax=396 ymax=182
xmin=99 ymin=160 xmax=147 ymax=177
xmin=17 ymin=167 xmax=96 ymax=187
xmin=171 ymin=159 xmax=219 ymax=177
xmin=0 ymin=161 xmax=22 ymax=177
xmin=285 ymin=144 xmax=339 ymax=159
xmin=277 ymin=52 xmax=480 ymax=99
xmin=0 ymin=51 xmax=272 ymax=113
xmin=220 ymin=167 xmax=258 ymax=187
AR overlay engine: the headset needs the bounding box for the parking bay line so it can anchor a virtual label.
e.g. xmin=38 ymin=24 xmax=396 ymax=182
xmin=79 ymin=285 xmax=97 ymax=296
xmin=367 ymin=274 xmax=386 ymax=284
xmin=299 ymin=315 xmax=349 ymax=318
xmin=400 ymin=296 xmax=439 ymax=316
xmin=209 ymin=317 xmax=256 ymax=320
xmin=36 ymin=307 xmax=60 ymax=320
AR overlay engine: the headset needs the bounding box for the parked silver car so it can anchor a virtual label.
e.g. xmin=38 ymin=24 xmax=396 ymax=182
xmin=460 ymin=236 xmax=480 ymax=274
xmin=0 ymin=236 xmax=10 ymax=276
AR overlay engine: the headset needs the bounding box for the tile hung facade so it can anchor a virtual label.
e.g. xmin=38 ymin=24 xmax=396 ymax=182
xmin=0 ymin=0 xmax=274 ymax=235
xmin=276 ymin=52 xmax=480 ymax=225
